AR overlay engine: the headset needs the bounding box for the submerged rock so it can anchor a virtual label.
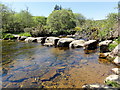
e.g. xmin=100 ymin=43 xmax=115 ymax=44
xmin=40 ymin=69 xmax=60 ymax=81
xmin=82 ymin=84 xmax=113 ymax=88
xmin=99 ymin=52 xmax=113 ymax=59
xmin=112 ymin=68 xmax=120 ymax=75
xmin=105 ymin=74 xmax=120 ymax=85
xmin=43 ymin=43 xmax=53 ymax=47
xmin=57 ymin=38 xmax=74 ymax=47
xmin=113 ymin=56 xmax=120 ymax=65
xmin=69 ymin=40 xmax=85 ymax=48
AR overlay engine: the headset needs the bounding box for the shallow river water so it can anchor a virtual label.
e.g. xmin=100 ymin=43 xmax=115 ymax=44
xmin=2 ymin=40 xmax=117 ymax=88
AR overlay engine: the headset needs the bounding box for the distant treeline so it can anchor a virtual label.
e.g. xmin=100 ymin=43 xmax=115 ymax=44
xmin=0 ymin=3 xmax=119 ymax=40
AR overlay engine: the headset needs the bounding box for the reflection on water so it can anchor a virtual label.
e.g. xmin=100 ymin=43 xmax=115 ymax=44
xmin=2 ymin=40 xmax=116 ymax=88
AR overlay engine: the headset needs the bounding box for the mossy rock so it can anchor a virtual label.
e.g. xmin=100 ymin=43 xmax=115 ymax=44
xmin=3 ymin=33 xmax=15 ymax=40
xmin=105 ymin=81 xmax=120 ymax=88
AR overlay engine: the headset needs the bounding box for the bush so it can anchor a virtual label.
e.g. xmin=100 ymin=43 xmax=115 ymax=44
xmin=3 ymin=33 xmax=15 ymax=39
xmin=74 ymin=27 xmax=81 ymax=31
xmin=19 ymin=33 xmax=31 ymax=37
xmin=30 ymin=26 xmax=50 ymax=37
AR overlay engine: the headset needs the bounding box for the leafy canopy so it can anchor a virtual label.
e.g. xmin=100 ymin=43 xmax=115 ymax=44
xmin=47 ymin=9 xmax=76 ymax=34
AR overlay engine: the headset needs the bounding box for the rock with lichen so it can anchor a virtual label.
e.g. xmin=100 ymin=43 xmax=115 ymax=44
xmin=82 ymin=84 xmax=113 ymax=88
xmin=105 ymin=74 xmax=120 ymax=85
xmin=112 ymin=68 xmax=120 ymax=75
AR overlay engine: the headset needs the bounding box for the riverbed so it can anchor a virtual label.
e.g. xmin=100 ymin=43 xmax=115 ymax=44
xmin=2 ymin=40 xmax=117 ymax=88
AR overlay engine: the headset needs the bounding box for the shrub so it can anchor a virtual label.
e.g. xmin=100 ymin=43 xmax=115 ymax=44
xmin=30 ymin=26 xmax=50 ymax=37
xmin=19 ymin=32 xmax=31 ymax=37
xmin=74 ymin=27 xmax=81 ymax=31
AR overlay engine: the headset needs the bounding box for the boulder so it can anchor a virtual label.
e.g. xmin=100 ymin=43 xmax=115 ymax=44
xmin=43 ymin=43 xmax=54 ymax=47
xmin=110 ymin=44 xmax=120 ymax=57
xmin=82 ymin=84 xmax=113 ymax=88
xmin=25 ymin=37 xmax=37 ymax=43
xmin=12 ymin=34 xmax=20 ymax=40
xmin=35 ymin=37 xmax=46 ymax=43
xmin=105 ymin=74 xmax=120 ymax=85
xmin=113 ymin=56 xmax=120 ymax=65
xmin=112 ymin=41 xmax=118 ymax=45
xmin=20 ymin=36 xmax=28 ymax=40
xmin=69 ymin=40 xmax=85 ymax=48
xmin=99 ymin=40 xmax=112 ymax=53
xmin=112 ymin=68 xmax=120 ymax=75
xmin=99 ymin=52 xmax=114 ymax=58
xmin=67 ymin=35 xmax=76 ymax=38
xmin=44 ymin=37 xmax=59 ymax=46
xmin=99 ymin=40 xmax=112 ymax=46
xmin=57 ymin=38 xmax=74 ymax=47
xmin=99 ymin=52 xmax=111 ymax=58
xmin=83 ymin=40 xmax=98 ymax=50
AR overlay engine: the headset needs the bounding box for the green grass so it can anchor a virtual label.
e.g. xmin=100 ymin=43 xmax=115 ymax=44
xmin=108 ymin=38 xmax=120 ymax=51
xmin=105 ymin=81 xmax=120 ymax=88
xmin=109 ymin=43 xmax=118 ymax=51
xmin=19 ymin=32 xmax=32 ymax=37
xmin=115 ymin=37 xmax=120 ymax=44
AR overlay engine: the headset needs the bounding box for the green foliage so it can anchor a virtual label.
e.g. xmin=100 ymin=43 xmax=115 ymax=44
xmin=115 ymin=37 xmax=120 ymax=44
xmin=1 ymin=3 xmax=118 ymax=39
xmin=47 ymin=9 xmax=76 ymax=35
xmin=74 ymin=13 xmax=85 ymax=26
xmin=33 ymin=16 xmax=47 ymax=26
xmin=0 ymin=29 xmax=3 ymax=39
xmin=3 ymin=33 xmax=15 ymax=39
xmin=1 ymin=3 xmax=35 ymax=33
xmin=24 ymin=28 xmax=33 ymax=33
xmin=77 ymin=12 xmax=118 ymax=40
xmin=31 ymin=25 xmax=50 ymax=37
xmin=19 ymin=33 xmax=31 ymax=37
xmin=74 ymin=27 xmax=81 ymax=31
xmin=14 ymin=10 xmax=34 ymax=29
xmin=0 ymin=4 xmax=15 ymax=32
xmin=109 ymin=43 xmax=118 ymax=51
xmin=105 ymin=81 xmax=120 ymax=88
xmin=108 ymin=38 xmax=120 ymax=51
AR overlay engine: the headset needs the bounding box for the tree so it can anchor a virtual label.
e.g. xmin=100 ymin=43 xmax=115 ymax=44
xmin=47 ymin=9 xmax=76 ymax=35
xmin=33 ymin=16 xmax=47 ymax=26
xmin=0 ymin=3 xmax=15 ymax=32
xmin=0 ymin=3 xmax=34 ymax=33
xmin=54 ymin=5 xmax=62 ymax=11
xmin=15 ymin=10 xmax=33 ymax=28
xmin=74 ymin=13 xmax=85 ymax=26
xmin=59 ymin=5 xmax=62 ymax=10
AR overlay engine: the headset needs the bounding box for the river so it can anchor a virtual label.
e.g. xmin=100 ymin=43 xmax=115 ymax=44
xmin=1 ymin=40 xmax=117 ymax=88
